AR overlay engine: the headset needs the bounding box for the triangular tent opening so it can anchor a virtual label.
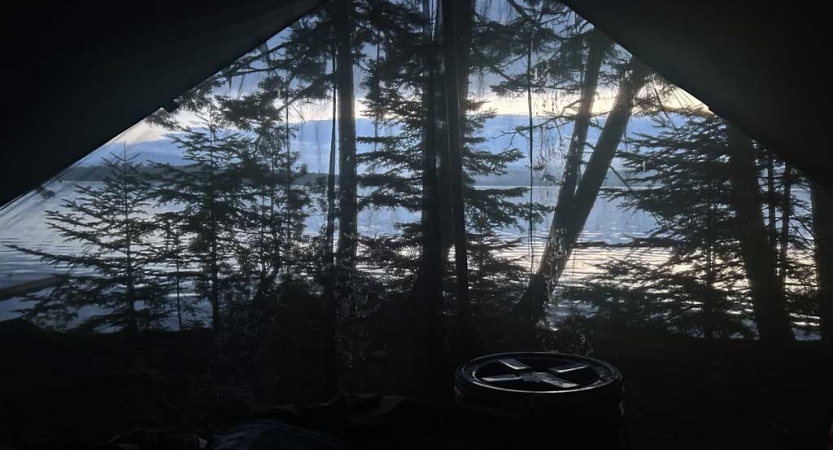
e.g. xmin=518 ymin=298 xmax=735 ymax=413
xmin=0 ymin=1 xmax=830 ymax=448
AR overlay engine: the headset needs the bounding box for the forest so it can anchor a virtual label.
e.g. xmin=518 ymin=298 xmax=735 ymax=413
xmin=1 ymin=1 xmax=831 ymax=447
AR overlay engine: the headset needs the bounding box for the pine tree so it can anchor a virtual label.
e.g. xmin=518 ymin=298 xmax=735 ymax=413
xmin=153 ymin=106 xmax=250 ymax=333
xmin=333 ymin=0 xmax=361 ymax=317
xmin=754 ymin=149 xmax=817 ymax=338
xmin=569 ymin=111 xmax=753 ymax=337
xmin=359 ymin=0 xmax=475 ymax=321
xmin=323 ymin=52 xmax=339 ymax=397
xmin=357 ymin=0 xmax=545 ymax=343
xmin=415 ymin=0 xmax=444 ymax=399
xmin=566 ymin=110 xmax=814 ymax=342
xmin=10 ymin=151 xmax=167 ymax=331
xmin=726 ymin=123 xmax=793 ymax=343
xmin=218 ymin=64 xmax=319 ymax=325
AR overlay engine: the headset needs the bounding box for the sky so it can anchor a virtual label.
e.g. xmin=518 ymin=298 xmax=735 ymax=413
xmin=103 ymin=83 xmax=704 ymax=148
xmin=85 ymin=0 xmax=708 ymax=172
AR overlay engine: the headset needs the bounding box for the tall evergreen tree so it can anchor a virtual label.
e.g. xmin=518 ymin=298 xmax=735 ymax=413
xmin=568 ymin=111 xmax=754 ymax=337
xmin=10 ymin=152 xmax=167 ymax=331
xmin=218 ymin=72 xmax=318 ymax=316
xmin=357 ymin=0 xmax=545 ymax=345
xmin=566 ymin=110 xmax=815 ymax=342
xmin=323 ymin=53 xmax=339 ymax=397
xmin=754 ymin=150 xmax=817 ymax=337
xmin=334 ymin=0 xmax=360 ymax=316
xmin=154 ymin=106 xmax=250 ymax=333
xmin=415 ymin=0 xmax=444 ymax=399
xmin=726 ymin=124 xmax=793 ymax=343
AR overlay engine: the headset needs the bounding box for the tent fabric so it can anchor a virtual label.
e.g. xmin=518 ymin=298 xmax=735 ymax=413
xmin=1 ymin=0 xmax=828 ymax=209
xmin=561 ymin=0 xmax=828 ymax=187
xmin=0 ymin=1 xmax=828 ymax=448
xmin=0 ymin=0 xmax=326 ymax=207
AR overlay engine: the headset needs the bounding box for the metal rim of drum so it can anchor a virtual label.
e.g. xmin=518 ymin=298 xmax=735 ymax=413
xmin=454 ymin=352 xmax=622 ymax=407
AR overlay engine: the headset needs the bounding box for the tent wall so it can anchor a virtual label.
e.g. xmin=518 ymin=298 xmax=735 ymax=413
xmin=0 ymin=0 xmax=325 ymax=207
xmin=562 ymin=0 xmax=828 ymax=185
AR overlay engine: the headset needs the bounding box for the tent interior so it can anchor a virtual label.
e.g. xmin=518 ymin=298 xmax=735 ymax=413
xmin=1 ymin=0 xmax=831 ymax=449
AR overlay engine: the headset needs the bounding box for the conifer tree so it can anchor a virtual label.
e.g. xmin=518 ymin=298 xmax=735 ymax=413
xmin=568 ymin=110 xmax=813 ymax=342
xmin=153 ymin=106 xmax=250 ymax=333
xmin=10 ymin=151 xmax=167 ymax=331
xmin=333 ymin=0 xmax=361 ymax=317
xmin=726 ymin=124 xmax=793 ymax=342
xmin=568 ymin=111 xmax=753 ymax=337
xmin=358 ymin=0 xmax=546 ymax=336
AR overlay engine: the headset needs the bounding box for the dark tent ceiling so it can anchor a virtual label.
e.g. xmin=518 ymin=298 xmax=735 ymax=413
xmin=0 ymin=0 xmax=325 ymax=207
xmin=562 ymin=0 xmax=829 ymax=188
xmin=0 ymin=0 xmax=829 ymax=207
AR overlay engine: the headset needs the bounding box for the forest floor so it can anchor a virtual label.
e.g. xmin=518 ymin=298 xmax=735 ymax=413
xmin=1 ymin=318 xmax=831 ymax=450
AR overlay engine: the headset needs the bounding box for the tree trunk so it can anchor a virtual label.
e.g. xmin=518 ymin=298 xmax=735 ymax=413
xmin=176 ymin=256 xmax=182 ymax=331
xmin=521 ymin=57 xmax=647 ymax=316
xmin=334 ymin=0 xmax=358 ymax=314
xmin=766 ymin=153 xmax=777 ymax=247
xmin=121 ymin=146 xmax=138 ymax=333
xmin=414 ymin=0 xmax=445 ymax=400
xmin=811 ymin=181 xmax=833 ymax=346
xmin=436 ymin=0 xmax=473 ymax=261
xmin=323 ymin=50 xmax=338 ymax=398
xmin=441 ymin=0 xmax=482 ymax=360
xmin=284 ymin=78 xmax=294 ymax=275
xmin=779 ymin=164 xmax=791 ymax=285
xmin=454 ymin=0 xmax=473 ymax=101
xmin=526 ymin=14 xmax=535 ymax=272
xmin=562 ymin=30 xmax=611 ymax=208
xmin=164 ymin=221 xmax=184 ymax=331
xmin=208 ymin=129 xmax=221 ymax=334
xmin=210 ymin=241 xmax=220 ymax=332
xmin=703 ymin=243 xmax=716 ymax=339
xmin=703 ymin=160 xmax=718 ymax=339
xmin=726 ymin=126 xmax=793 ymax=344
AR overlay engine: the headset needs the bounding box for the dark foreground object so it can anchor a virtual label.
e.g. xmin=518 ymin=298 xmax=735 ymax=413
xmin=207 ymin=353 xmax=625 ymax=449
xmin=454 ymin=352 xmax=623 ymax=448
xmin=209 ymin=393 xmax=619 ymax=450
xmin=209 ymin=419 xmax=344 ymax=450
xmin=1 ymin=323 xmax=831 ymax=449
